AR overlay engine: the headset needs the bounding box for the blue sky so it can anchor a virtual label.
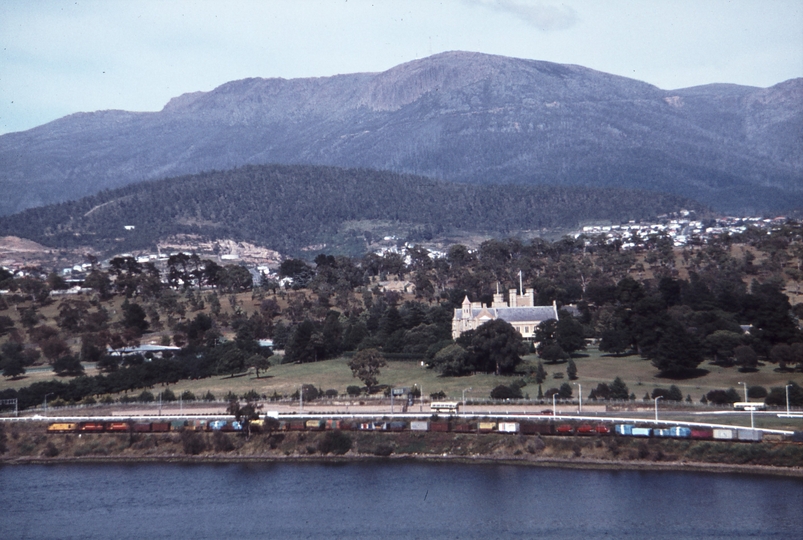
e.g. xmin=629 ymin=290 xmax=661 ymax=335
xmin=1 ymin=0 xmax=801 ymax=135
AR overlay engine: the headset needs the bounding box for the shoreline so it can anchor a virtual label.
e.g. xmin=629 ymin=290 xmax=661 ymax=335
xmin=4 ymin=452 xmax=803 ymax=478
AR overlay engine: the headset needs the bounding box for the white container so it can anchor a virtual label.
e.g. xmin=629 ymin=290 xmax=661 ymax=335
xmin=498 ymin=422 xmax=520 ymax=433
xmin=713 ymin=429 xmax=735 ymax=440
xmin=410 ymin=421 xmax=430 ymax=431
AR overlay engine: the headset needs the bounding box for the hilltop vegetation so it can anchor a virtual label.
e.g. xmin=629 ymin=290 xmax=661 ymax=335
xmin=0 ymin=164 xmax=701 ymax=257
xmin=1 ymin=220 xmax=802 ymax=412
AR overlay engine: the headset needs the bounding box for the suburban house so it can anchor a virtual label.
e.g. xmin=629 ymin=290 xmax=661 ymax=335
xmin=452 ymin=288 xmax=559 ymax=340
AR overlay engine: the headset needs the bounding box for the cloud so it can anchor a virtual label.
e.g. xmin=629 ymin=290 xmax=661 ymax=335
xmin=465 ymin=0 xmax=578 ymax=31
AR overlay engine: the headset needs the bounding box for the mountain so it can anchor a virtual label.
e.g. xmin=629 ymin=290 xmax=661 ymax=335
xmin=1 ymin=51 xmax=800 ymax=216
xmin=0 ymin=164 xmax=701 ymax=257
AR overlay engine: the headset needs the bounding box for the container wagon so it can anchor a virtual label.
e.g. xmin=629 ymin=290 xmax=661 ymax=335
xmin=737 ymin=429 xmax=763 ymax=442
xmin=106 ymin=422 xmax=130 ymax=432
xmin=713 ymin=429 xmax=735 ymax=440
xmin=498 ymin=422 xmax=520 ymax=433
xmin=478 ymin=422 xmax=497 ymax=433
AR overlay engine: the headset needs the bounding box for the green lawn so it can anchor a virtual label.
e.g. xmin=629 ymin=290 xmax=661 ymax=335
xmin=3 ymin=346 xmax=802 ymax=407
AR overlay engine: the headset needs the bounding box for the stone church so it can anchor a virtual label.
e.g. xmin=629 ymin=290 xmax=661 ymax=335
xmin=451 ymin=288 xmax=559 ymax=340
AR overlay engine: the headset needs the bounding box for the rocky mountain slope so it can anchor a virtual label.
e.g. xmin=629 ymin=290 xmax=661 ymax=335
xmin=1 ymin=51 xmax=800 ymax=216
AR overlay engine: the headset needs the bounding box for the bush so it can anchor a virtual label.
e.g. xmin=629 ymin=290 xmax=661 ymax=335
xmin=212 ymin=431 xmax=235 ymax=452
xmin=242 ymin=389 xmax=260 ymax=401
xmin=181 ymin=431 xmax=206 ymax=455
xmin=430 ymin=390 xmax=447 ymax=400
xmin=705 ymin=388 xmax=741 ymax=405
xmin=748 ymin=386 xmax=768 ymax=399
xmin=324 ymin=389 xmax=338 ymax=398
xmin=137 ymin=390 xmax=154 ymax=403
xmin=162 ymin=388 xmax=176 ymax=402
xmin=181 ymin=390 xmax=196 ymax=401
xmin=43 ymin=442 xmax=60 ymax=457
xmin=203 ymin=391 xmax=216 ymax=401
xmin=346 ymin=385 xmax=362 ymax=397
xmin=318 ymin=430 xmax=352 ymax=455
xmin=372 ymin=444 xmax=394 ymax=457
xmin=490 ymin=385 xmax=523 ymax=400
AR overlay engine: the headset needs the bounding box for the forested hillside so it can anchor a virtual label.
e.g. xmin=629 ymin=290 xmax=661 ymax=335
xmin=0 ymin=219 xmax=801 ymax=411
xmin=0 ymin=164 xmax=701 ymax=257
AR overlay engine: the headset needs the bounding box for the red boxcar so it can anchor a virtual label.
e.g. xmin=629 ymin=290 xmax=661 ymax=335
xmin=151 ymin=422 xmax=170 ymax=432
xmin=431 ymin=421 xmax=450 ymax=432
xmin=690 ymin=429 xmax=713 ymax=440
xmin=133 ymin=423 xmax=152 ymax=432
xmin=287 ymin=420 xmax=306 ymax=431
xmin=79 ymin=422 xmax=105 ymax=432
xmin=452 ymin=423 xmax=474 ymax=433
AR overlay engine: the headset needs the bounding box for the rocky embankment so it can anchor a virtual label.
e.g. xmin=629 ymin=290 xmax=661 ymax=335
xmin=1 ymin=422 xmax=802 ymax=476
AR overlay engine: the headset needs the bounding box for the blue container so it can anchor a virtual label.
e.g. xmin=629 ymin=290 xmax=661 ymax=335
xmin=669 ymin=427 xmax=691 ymax=438
xmin=615 ymin=424 xmax=634 ymax=436
xmin=632 ymin=427 xmax=652 ymax=437
xmin=209 ymin=420 xmax=227 ymax=431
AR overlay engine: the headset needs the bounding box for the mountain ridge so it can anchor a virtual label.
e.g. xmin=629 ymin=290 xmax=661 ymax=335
xmin=1 ymin=51 xmax=800 ymax=216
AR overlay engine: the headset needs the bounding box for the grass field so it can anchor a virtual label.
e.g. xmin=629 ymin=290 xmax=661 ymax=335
xmin=4 ymin=346 xmax=802 ymax=407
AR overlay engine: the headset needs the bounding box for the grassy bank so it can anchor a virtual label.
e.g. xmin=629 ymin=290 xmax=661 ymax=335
xmin=2 ymin=422 xmax=801 ymax=475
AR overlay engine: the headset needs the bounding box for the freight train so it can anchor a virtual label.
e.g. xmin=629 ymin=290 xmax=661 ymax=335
xmin=44 ymin=419 xmax=800 ymax=442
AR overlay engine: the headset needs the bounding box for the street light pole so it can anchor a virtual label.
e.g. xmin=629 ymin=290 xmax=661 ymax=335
xmin=738 ymin=381 xmax=748 ymax=403
xmin=654 ymin=396 xmax=663 ymax=422
xmin=552 ymin=393 xmax=557 ymax=417
xmin=44 ymin=393 xmax=54 ymax=416
xmin=786 ymin=384 xmax=792 ymax=416
xmin=573 ymin=383 xmax=582 ymax=413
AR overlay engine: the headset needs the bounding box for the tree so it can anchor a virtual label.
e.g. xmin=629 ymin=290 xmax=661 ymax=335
xmin=251 ymin=355 xmax=272 ymax=378
xmin=703 ymin=330 xmax=744 ymax=365
xmin=609 ymin=377 xmax=630 ymax=400
xmin=490 ymin=384 xmax=523 ymax=400
xmin=121 ymin=300 xmax=149 ymax=335
xmin=734 ymin=345 xmax=759 ymax=372
xmin=556 ymin=311 xmax=586 ymax=354
xmin=558 ymin=382 xmax=573 ymax=398
xmin=534 ymin=361 xmax=547 ymax=384
xmin=430 ymin=344 xmax=472 ymax=376
xmin=566 ymin=359 xmax=578 ymax=380
xmin=649 ymin=321 xmax=704 ymax=376
xmin=347 ymin=348 xmax=386 ymax=392
xmin=53 ymin=355 xmax=84 ymax=377
xmin=1 ymin=343 xmax=26 ymax=379
xmin=466 ymin=319 xmax=526 ymax=375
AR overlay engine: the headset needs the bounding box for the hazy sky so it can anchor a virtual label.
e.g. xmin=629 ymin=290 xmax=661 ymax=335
xmin=1 ymin=0 xmax=801 ymax=135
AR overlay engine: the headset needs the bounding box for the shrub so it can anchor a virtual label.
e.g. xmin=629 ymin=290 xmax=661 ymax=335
xmin=705 ymin=388 xmax=741 ymax=405
xmin=181 ymin=431 xmax=207 ymax=455
xmin=490 ymin=385 xmax=522 ymax=400
xmin=430 ymin=390 xmax=447 ymax=400
xmin=372 ymin=444 xmax=394 ymax=457
xmin=137 ymin=390 xmax=155 ymax=403
xmin=324 ymin=389 xmax=338 ymax=398
xmin=346 ymin=385 xmax=362 ymax=397
xmin=748 ymin=386 xmax=768 ymax=399
xmin=318 ymin=430 xmax=352 ymax=455
xmin=161 ymin=388 xmax=176 ymax=402
xmin=43 ymin=442 xmax=60 ymax=457
xmin=212 ymin=431 xmax=234 ymax=452
xmin=203 ymin=391 xmax=216 ymax=401
xmin=181 ymin=390 xmax=196 ymax=401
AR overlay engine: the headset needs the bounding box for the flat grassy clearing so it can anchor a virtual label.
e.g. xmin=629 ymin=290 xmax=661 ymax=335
xmin=4 ymin=345 xmax=802 ymax=408
xmin=563 ymin=347 xmax=803 ymax=403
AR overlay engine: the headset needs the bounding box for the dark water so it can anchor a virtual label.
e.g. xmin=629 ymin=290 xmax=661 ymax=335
xmin=1 ymin=462 xmax=802 ymax=539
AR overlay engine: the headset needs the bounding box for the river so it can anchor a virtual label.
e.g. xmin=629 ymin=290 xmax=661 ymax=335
xmin=2 ymin=462 xmax=801 ymax=539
